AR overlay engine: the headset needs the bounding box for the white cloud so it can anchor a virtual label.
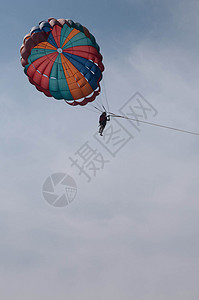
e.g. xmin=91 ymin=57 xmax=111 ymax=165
xmin=1 ymin=2 xmax=199 ymax=299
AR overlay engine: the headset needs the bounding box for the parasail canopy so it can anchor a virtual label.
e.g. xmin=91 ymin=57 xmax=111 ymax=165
xmin=20 ymin=18 xmax=104 ymax=106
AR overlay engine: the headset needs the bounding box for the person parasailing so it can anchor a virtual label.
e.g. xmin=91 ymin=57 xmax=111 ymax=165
xmin=99 ymin=112 xmax=110 ymax=136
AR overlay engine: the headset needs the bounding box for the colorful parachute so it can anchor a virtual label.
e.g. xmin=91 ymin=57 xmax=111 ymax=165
xmin=20 ymin=18 xmax=104 ymax=106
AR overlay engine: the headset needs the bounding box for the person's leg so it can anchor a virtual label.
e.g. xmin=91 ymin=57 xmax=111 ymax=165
xmin=99 ymin=125 xmax=103 ymax=134
xmin=100 ymin=125 xmax=105 ymax=136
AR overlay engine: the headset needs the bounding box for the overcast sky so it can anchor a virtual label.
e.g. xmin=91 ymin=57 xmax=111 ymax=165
xmin=1 ymin=0 xmax=199 ymax=299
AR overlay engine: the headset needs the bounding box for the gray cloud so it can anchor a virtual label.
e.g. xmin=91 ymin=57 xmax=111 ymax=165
xmin=1 ymin=1 xmax=199 ymax=299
